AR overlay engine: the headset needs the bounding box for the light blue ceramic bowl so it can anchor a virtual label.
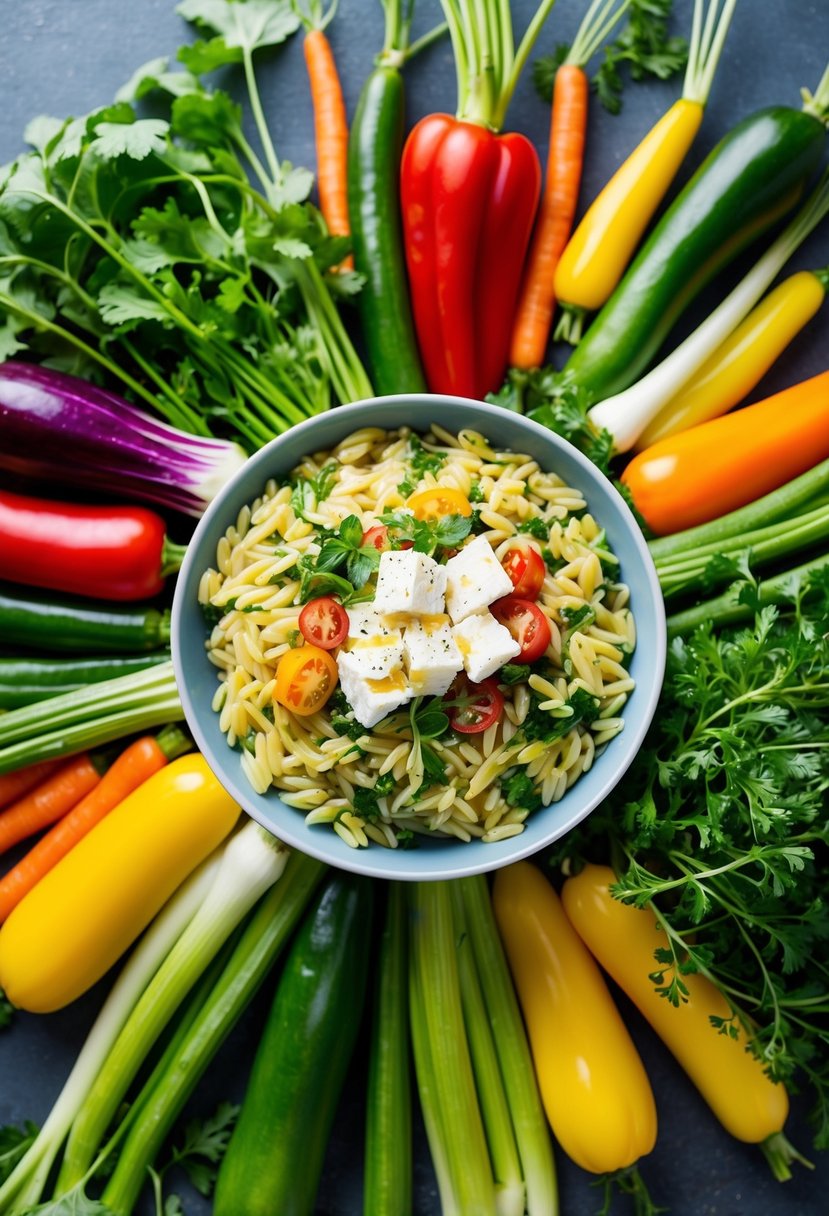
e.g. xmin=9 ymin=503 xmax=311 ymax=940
xmin=172 ymin=395 xmax=666 ymax=881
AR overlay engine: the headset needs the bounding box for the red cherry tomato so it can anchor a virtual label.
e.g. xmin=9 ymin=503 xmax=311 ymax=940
xmin=362 ymin=524 xmax=413 ymax=551
xmin=298 ymin=596 xmax=349 ymax=650
xmin=446 ymin=675 xmax=504 ymax=734
xmin=491 ymin=596 xmax=551 ymax=662
xmin=501 ymin=545 xmax=545 ymax=600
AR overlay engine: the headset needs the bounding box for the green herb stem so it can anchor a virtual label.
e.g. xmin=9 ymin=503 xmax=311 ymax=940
xmin=682 ymin=0 xmax=738 ymax=105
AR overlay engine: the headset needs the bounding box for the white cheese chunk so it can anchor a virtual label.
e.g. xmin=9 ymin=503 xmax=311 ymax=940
xmin=337 ymin=651 xmax=413 ymax=728
xmin=343 ymin=604 xmax=403 ymax=679
xmin=452 ymin=612 xmax=521 ymax=683
xmin=372 ymin=549 xmax=447 ymax=616
xmin=444 ymin=535 xmax=515 ymax=624
xmin=346 ymin=603 xmax=394 ymax=641
xmin=402 ymin=615 xmax=463 ymax=697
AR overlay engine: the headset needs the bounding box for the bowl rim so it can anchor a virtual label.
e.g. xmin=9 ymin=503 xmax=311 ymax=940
xmin=172 ymin=393 xmax=667 ymax=881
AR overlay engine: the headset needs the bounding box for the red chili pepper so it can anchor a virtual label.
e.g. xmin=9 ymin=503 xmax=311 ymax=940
xmin=401 ymin=115 xmax=540 ymax=400
xmin=0 ymin=489 xmax=185 ymax=602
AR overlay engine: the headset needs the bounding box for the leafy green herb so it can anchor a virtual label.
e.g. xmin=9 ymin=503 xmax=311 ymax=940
xmin=488 ymin=370 xmax=614 ymax=477
xmin=311 ymin=514 xmax=381 ymax=589
xmin=499 ymin=663 xmax=532 ymax=686
xmin=502 ymin=769 xmax=543 ymax=814
xmin=396 ymin=828 xmax=418 ymax=848
xmin=290 ymin=461 xmax=339 ymax=520
xmin=520 ymin=688 xmax=601 ymax=744
xmin=0 ymin=1121 xmax=37 ymax=1185
xmin=165 ymin=1100 xmax=239 ymax=1196
xmin=19 ymin=1182 xmax=116 ymax=1215
xmin=560 ymin=603 xmax=596 ymax=632
xmin=552 ymin=580 xmax=829 ymax=1147
xmin=533 ymin=0 xmax=687 ymax=114
xmin=200 ymin=602 xmax=224 ymax=626
xmin=516 ymin=516 xmax=550 ymax=541
xmin=468 ymin=480 xmax=485 ymax=503
xmin=378 ymin=509 xmax=473 ymax=557
xmin=407 ymin=697 xmax=448 ymax=791
xmin=407 ymin=434 xmax=445 ymax=479
xmin=287 ymin=628 xmax=302 ymax=648
xmin=351 ymin=772 xmax=397 ymax=822
xmin=329 ymin=689 xmax=367 ymax=741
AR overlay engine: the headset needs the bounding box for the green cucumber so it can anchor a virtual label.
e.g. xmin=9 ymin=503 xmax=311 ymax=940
xmin=562 ymin=105 xmax=827 ymax=401
xmin=214 ymin=872 xmax=373 ymax=1216
xmin=348 ymin=66 xmax=427 ymax=395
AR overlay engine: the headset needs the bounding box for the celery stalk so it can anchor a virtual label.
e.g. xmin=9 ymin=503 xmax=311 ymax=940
xmin=409 ymin=882 xmax=497 ymax=1216
xmin=460 ymin=875 xmax=558 ymax=1216
xmin=451 ymin=884 xmax=525 ymax=1216
xmin=363 ymin=882 xmax=412 ymax=1216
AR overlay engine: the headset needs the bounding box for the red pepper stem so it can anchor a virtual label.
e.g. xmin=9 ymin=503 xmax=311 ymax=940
xmin=160 ymin=537 xmax=188 ymax=579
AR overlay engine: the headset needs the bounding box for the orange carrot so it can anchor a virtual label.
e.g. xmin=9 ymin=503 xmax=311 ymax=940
xmin=0 ymin=754 xmax=100 ymax=856
xmin=0 ymin=760 xmax=62 ymax=812
xmin=303 ymin=25 xmax=353 ymax=270
xmin=509 ymin=63 xmax=589 ymax=369
xmin=0 ymin=731 xmax=187 ymax=923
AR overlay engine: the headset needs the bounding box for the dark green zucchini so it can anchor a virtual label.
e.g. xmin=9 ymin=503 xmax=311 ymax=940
xmin=348 ymin=65 xmax=427 ymax=395
xmin=213 ymin=872 xmax=374 ymax=1216
xmin=562 ymin=105 xmax=827 ymax=401
xmin=0 ymin=583 xmax=170 ymax=653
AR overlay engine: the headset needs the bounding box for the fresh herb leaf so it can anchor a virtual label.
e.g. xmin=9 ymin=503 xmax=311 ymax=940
xmin=407 ymin=434 xmax=445 ymax=480
xmin=560 ymin=603 xmax=596 ymax=632
xmin=520 ymin=688 xmax=601 ymax=744
xmin=488 ymin=369 xmax=614 ymax=477
xmin=502 ymin=769 xmax=543 ymax=813
xmin=176 ymin=0 xmax=300 ymax=72
xmin=396 ymin=828 xmax=417 ymax=848
xmin=532 ymin=43 xmax=571 ymax=104
xmin=421 ymin=742 xmax=448 ymax=786
xmin=22 ymin=1183 xmax=118 ymax=1215
xmin=168 ymin=1101 xmax=239 ymax=1196
xmin=499 ymin=663 xmax=532 ymax=686
xmin=0 ymin=1121 xmax=38 ymax=1185
xmin=516 ymin=516 xmax=550 ymax=540
xmin=468 ymin=480 xmax=485 ymax=503
xmin=378 ymin=510 xmax=473 ymax=557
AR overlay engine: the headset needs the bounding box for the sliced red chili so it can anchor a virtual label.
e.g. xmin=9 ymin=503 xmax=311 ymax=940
xmin=298 ymin=596 xmax=349 ymax=650
xmin=491 ymin=596 xmax=552 ymax=662
xmin=446 ymin=674 xmax=504 ymax=734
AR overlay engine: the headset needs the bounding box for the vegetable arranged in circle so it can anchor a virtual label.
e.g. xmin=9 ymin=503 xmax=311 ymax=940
xmin=274 ymin=646 xmax=339 ymax=716
xmin=491 ymin=597 xmax=552 ymax=662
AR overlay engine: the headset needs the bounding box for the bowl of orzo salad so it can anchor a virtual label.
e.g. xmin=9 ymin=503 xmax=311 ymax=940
xmin=172 ymin=396 xmax=666 ymax=880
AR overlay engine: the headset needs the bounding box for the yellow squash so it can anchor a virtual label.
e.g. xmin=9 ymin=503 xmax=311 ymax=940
xmin=635 ymin=268 xmax=827 ymax=449
xmin=492 ymin=861 xmax=657 ymax=1174
xmin=561 ymin=865 xmax=791 ymax=1153
xmin=0 ymin=753 xmax=241 ymax=1013
xmin=554 ymin=99 xmax=704 ymax=318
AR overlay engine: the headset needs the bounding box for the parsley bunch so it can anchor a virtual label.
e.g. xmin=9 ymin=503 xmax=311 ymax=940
xmin=0 ymin=0 xmax=372 ymax=452
xmin=551 ymin=576 xmax=829 ymax=1147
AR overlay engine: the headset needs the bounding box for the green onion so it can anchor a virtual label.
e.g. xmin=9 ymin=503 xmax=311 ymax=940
xmin=99 ymin=851 xmax=325 ymax=1216
xmin=408 ymin=882 xmax=497 ymax=1215
xmin=56 ymin=822 xmax=290 ymax=1193
xmin=460 ymin=875 xmax=559 ymax=1216
xmin=363 ymin=882 xmax=412 ymax=1216
xmin=0 ymin=851 xmax=223 ymax=1215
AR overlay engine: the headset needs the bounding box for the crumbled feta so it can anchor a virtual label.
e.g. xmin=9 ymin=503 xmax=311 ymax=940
xmin=452 ymin=612 xmax=521 ymax=683
xmin=373 ymin=549 xmax=447 ymax=615
xmin=403 ymin=615 xmax=463 ymax=697
xmin=444 ymin=535 xmax=514 ymax=624
xmin=337 ymin=651 xmax=413 ymax=728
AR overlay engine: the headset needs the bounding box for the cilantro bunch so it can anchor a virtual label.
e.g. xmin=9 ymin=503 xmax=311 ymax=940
xmin=551 ymin=574 xmax=829 ymax=1147
xmin=0 ymin=0 xmax=372 ymax=452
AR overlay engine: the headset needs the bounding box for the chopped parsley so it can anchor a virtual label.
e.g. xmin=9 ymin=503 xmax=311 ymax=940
xmin=499 ymin=663 xmax=532 ymax=686
xmin=560 ymin=604 xmax=596 ymax=632
xmin=351 ymin=773 xmax=396 ymax=822
xmin=520 ymin=688 xmax=601 ymax=744
xmin=517 ymin=516 xmax=550 ymax=540
xmin=468 ymin=480 xmax=485 ymax=503
xmin=378 ymin=509 xmax=473 ymax=557
xmin=502 ymin=769 xmax=543 ymax=814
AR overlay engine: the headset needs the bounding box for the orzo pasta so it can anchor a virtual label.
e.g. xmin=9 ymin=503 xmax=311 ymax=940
xmin=199 ymin=425 xmax=636 ymax=848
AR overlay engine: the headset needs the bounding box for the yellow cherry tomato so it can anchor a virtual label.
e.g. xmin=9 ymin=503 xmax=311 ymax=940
xmin=407 ymin=487 xmax=472 ymax=521
xmin=274 ymin=644 xmax=338 ymax=716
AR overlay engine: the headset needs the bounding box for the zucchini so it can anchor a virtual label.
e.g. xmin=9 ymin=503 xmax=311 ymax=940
xmin=562 ymin=105 xmax=827 ymax=401
xmin=348 ymin=66 xmax=427 ymax=396
xmin=214 ymin=872 xmax=374 ymax=1216
xmin=0 ymin=583 xmax=171 ymax=653
xmin=0 ymin=653 xmax=170 ymax=709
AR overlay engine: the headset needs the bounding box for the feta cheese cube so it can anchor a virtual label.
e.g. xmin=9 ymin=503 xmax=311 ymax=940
xmin=452 ymin=612 xmax=521 ymax=683
xmin=372 ymin=549 xmax=447 ymax=616
xmin=337 ymin=651 xmax=413 ymax=728
xmin=343 ymin=604 xmax=403 ymax=678
xmin=346 ymin=603 xmax=393 ymax=641
xmin=444 ymin=535 xmax=514 ymax=623
xmin=403 ymin=615 xmax=463 ymax=697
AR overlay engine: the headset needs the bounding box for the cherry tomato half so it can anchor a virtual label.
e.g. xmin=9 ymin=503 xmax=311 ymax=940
xmin=362 ymin=524 xmax=413 ymax=552
xmin=274 ymin=644 xmax=339 ymax=716
xmin=446 ymin=674 xmax=504 ymax=734
xmin=298 ymin=596 xmax=349 ymax=649
xmin=407 ymin=487 xmax=472 ymax=521
xmin=501 ymin=545 xmax=546 ymax=600
xmin=491 ymin=596 xmax=552 ymax=662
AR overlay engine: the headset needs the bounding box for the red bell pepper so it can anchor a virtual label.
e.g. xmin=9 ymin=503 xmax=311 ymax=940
xmin=400 ymin=0 xmax=555 ymax=400
xmin=0 ymin=489 xmax=186 ymax=602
